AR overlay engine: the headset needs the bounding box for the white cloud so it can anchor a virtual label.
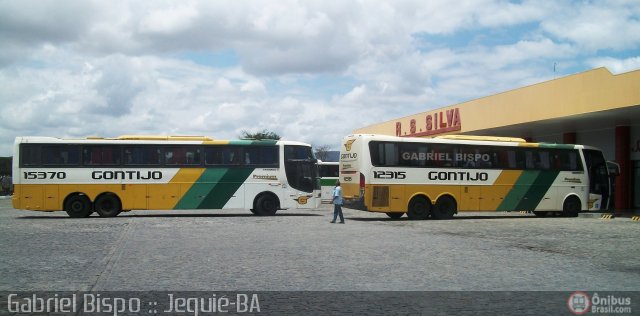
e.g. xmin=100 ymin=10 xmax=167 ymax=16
xmin=587 ymin=56 xmax=640 ymax=74
xmin=541 ymin=1 xmax=640 ymax=51
xmin=139 ymin=4 xmax=199 ymax=35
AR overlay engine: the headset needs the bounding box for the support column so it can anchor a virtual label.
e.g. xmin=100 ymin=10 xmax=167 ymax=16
xmin=615 ymin=126 xmax=630 ymax=211
xmin=563 ymin=132 xmax=576 ymax=144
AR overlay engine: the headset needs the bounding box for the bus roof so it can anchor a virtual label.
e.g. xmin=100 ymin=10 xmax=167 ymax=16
xmin=435 ymin=135 xmax=527 ymax=143
xmin=113 ymin=135 xmax=214 ymax=141
xmin=14 ymin=136 xmax=311 ymax=147
xmin=345 ymin=134 xmax=584 ymax=149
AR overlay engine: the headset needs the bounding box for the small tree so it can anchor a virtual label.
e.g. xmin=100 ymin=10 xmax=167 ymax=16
xmin=314 ymin=145 xmax=332 ymax=161
xmin=240 ymin=129 xmax=281 ymax=140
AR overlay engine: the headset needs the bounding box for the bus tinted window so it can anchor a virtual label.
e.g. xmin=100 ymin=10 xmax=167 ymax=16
xmin=399 ymin=142 xmax=427 ymax=167
xmin=370 ymin=142 xmax=398 ymax=166
xmin=84 ymin=146 xmax=121 ymax=166
xmin=285 ymin=145 xmax=315 ymax=161
xmin=205 ymin=147 xmax=243 ymax=165
xmin=165 ymin=146 xmax=201 ymax=165
xmin=554 ymin=150 xmax=582 ymax=171
xmin=369 ymin=141 xmax=583 ymax=171
xmin=124 ymin=146 xmax=161 ymax=165
xmin=244 ymin=146 xmax=279 ymax=167
xmin=427 ymin=144 xmax=455 ymax=167
xmin=524 ymin=150 xmax=552 ymax=170
xmin=42 ymin=145 xmax=80 ymax=166
xmin=20 ymin=145 xmax=41 ymax=166
xmin=319 ymin=164 xmax=339 ymax=177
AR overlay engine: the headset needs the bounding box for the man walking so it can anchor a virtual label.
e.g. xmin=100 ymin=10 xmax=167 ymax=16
xmin=330 ymin=180 xmax=344 ymax=224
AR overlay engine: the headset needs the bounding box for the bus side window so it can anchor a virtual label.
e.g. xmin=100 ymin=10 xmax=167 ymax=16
xmin=525 ymin=151 xmax=535 ymax=169
xmin=538 ymin=151 xmax=551 ymax=169
xmin=42 ymin=146 xmax=80 ymax=165
xmin=260 ymin=146 xmax=279 ymax=167
xmin=399 ymin=143 xmax=426 ymax=167
xmin=370 ymin=142 xmax=399 ymax=167
xmin=20 ymin=145 xmax=41 ymax=166
xmin=165 ymin=147 xmax=199 ymax=165
xmin=84 ymin=146 xmax=119 ymax=165
xmin=205 ymin=148 xmax=224 ymax=165
xmin=185 ymin=148 xmax=201 ymax=165
xmin=223 ymin=148 xmax=242 ymax=165
xmin=124 ymin=147 xmax=161 ymax=165
xmin=556 ymin=150 xmax=581 ymax=171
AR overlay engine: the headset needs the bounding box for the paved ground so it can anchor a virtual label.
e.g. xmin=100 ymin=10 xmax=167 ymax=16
xmin=0 ymin=198 xmax=638 ymax=313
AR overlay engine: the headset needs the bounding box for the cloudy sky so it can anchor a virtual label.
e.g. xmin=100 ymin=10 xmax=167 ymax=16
xmin=1 ymin=0 xmax=639 ymax=156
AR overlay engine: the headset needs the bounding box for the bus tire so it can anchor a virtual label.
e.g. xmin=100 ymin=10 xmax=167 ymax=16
xmin=432 ymin=195 xmax=456 ymax=220
xmin=64 ymin=194 xmax=93 ymax=218
xmin=562 ymin=196 xmax=581 ymax=217
xmin=253 ymin=193 xmax=279 ymax=216
xmin=407 ymin=196 xmax=431 ymax=220
xmin=386 ymin=212 xmax=403 ymax=219
xmin=94 ymin=193 xmax=122 ymax=217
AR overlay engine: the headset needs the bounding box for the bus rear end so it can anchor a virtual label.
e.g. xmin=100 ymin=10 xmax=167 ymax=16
xmin=339 ymin=135 xmax=367 ymax=211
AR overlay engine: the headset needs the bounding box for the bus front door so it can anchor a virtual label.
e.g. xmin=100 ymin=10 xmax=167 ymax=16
xmin=583 ymin=149 xmax=612 ymax=211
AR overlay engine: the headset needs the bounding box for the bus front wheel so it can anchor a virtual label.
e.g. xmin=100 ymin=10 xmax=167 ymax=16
xmin=64 ymin=194 xmax=93 ymax=218
xmin=253 ymin=194 xmax=279 ymax=216
xmin=432 ymin=195 xmax=456 ymax=220
xmin=407 ymin=196 xmax=431 ymax=220
xmin=562 ymin=196 xmax=581 ymax=217
xmin=94 ymin=193 xmax=122 ymax=217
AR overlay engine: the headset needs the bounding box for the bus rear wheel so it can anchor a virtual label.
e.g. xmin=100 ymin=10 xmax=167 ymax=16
xmin=407 ymin=196 xmax=431 ymax=220
xmin=386 ymin=212 xmax=403 ymax=219
xmin=562 ymin=196 xmax=581 ymax=217
xmin=253 ymin=194 xmax=279 ymax=216
xmin=94 ymin=193 xmax=122 ymax=217
xmin=65 ymin=194 xmax=93 ymax=218
xmin=432 ymin=195 xmax=456 ymax=220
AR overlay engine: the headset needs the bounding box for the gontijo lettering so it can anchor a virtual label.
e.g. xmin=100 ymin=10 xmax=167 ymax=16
xmin=428 ymin=171 xmax=489 ymax=181
xmin=92 ymin=170 xmax=163 ymax=180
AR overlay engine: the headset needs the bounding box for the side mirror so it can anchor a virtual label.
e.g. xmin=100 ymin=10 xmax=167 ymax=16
xmin=606 ymin=161 xmax=620 ymax=176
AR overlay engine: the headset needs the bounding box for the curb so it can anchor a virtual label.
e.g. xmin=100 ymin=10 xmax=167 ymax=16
xmin=578 ymin=212 xmax=614 ymax=219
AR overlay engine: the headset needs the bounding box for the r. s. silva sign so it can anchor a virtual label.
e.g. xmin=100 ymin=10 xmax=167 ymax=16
xmin=395 ymin=108 xmax=461 ymax=137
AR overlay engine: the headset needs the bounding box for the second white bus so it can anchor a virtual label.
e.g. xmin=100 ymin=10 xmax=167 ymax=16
xmin=340 ymin=134 xmax=616 ymax=219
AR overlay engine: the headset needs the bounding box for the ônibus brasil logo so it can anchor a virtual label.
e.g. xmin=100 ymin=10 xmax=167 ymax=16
xmin=568 ymin=291 xmax=591 ymax=315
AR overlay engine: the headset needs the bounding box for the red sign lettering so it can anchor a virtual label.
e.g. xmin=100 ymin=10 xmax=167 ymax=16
xmin=395 ymin=108 xmax=462 ymax=137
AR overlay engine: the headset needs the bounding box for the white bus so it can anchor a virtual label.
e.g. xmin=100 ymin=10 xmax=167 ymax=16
xmin=13 ymin=135 xmax=320 ymax=217
xmin=317 ymin=161 xmax=339 ymax=204
xmin=340 ymin=134 xmax=617 ymax=219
